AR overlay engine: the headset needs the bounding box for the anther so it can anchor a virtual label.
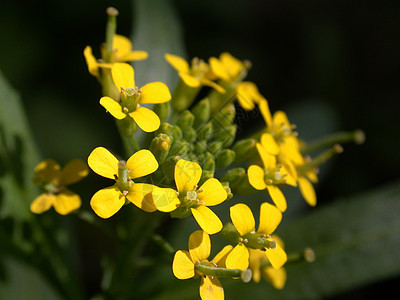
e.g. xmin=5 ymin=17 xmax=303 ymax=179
xmin=122 ymin=190 xmax=128 ymax=196
xmin=243 ymin=238 xmax=248 ymax=244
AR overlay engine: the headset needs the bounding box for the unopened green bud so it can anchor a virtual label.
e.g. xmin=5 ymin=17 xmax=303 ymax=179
xmin=221 ymin=222 xmax=241 ymax=244
xmin=221 ymin=181 xmax=233 ymax=200
xmin=169 ymin=140 xmax=189 ymax=157
xmin=216 ymin=149 xmax=236 ymax=169
xmin=215 ymin=125 xmax=237 ymax=148
xmin=201 ymin=151 xmax=215 ymax=171
xmin=149 ymin=133 xmax=171 ymax=163
xmin=183 ymin=127 xmax=197 ymax=143
xmin=195 ymin=140 xmax=208 ymax=155
xmin=207 ymin=141 xmax=223 ymax=155
xmin=158 ymin=122 xmax=182 ymax=141
xmin=232 ymin=138 xmax=257 ymax=164
xmin=192 ymin=98 xmax=211 ymax=129
xmin=221 ymin=168 xmax=246 ymax=186
xmin=212 ymin=103 xmax=236 ymax=128
xmin=176 ymin=110 xmax=195 ymax=129
xmin=153 ymin=102 xmax=170 ymax=123
xmin=161 ymin=156 xmax=181 ymax=185
xmin=197 ymin=121 xmax=213 ymax=142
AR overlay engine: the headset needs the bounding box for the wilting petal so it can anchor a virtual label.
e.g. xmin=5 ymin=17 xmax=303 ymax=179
xmin=200 ymin=276 xmax=224 ymax=300
xmin=247 ymin=165 xmax=267 ymax=190
xmin=30 ymin=193 xmax=56 ymax=214
xmin=53 ymin=190 xmax=81 ymax=215
xmin=90 ymin=185 xmax=124 ymax=218
xmin=197 ymin=178 xmax=227 ymax=206
xmin=87 ymin=147 xmax=119 ymax=179
xmin=188 ymin=230 xmax=211 ymax=262
xmin=139 ymin=82 xmax=171 ymax=104
xmin=191 ymin=206 xmax=222 ymax=235
xmin=165 ymin=53 xmax=189 ymax=73
xmin=126 ymin=149 xmax=158 ymax=179
xmin=60 ymin=159 xmax=88 ymax=185
xmin=112 ymin=62 xmax=135 ymax=91
xmin=172 ymin=250 xmax=195 ymax=280
xmin=226 ymin=243 xmax=249 ymax=270
xmin=230 ymin=203 xmax=255 ymax=236
xmin=174 ymin=159 xmax=202 ymax=194
xmin=266 ymin=185 xmax=287 ymax=212
xmin=126 ymin=183 xmax=158 ymax=213
xmin=265 ymin=242 xmax=287 ymax=270
xmin=129 ymin=106 xmax=160 ymax=132
xmin=258 ymin=202 xmax=282 ymax=235
xmin=298 ymin=177 xmax=317 ymax=206
xmin=100 ymin=97 xmax=126 ymax=120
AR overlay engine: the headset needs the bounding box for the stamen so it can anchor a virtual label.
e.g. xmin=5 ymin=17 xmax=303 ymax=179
xmin=122 ymin=190 xmax=128 ymax=196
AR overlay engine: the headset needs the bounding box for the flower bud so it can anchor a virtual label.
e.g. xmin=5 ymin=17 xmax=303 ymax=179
xmin=192 ymin=98 xmax=210 ymax=128
xmin=216 ymin=149 xmax=236 ymax=169
xmin=232 ymin=139 xmax=257 ymax=164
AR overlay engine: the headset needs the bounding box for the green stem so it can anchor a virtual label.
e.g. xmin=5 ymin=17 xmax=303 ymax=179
xmin=298 ymin=144 xmax=343 ymax=176
xmin=195 ymin=263 xmax=242 ymax=278
xmin=151 ymin=234 xmax=175 ymax=255
xmin=301 ymin=130 xmax=365 ymax=154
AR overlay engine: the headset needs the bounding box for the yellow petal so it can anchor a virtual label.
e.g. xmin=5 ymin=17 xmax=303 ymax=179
xmin=256 ymin=143 xmax=276 ymax=170
xmin=209 ymin=57 xmax=230 ymax=81
xmin=165 ymin=53 xmax=189 ymax=73
xmin=200 ymin=276 xmax=224 ymax=300
xmin=90 ymin=185 xmax=125 ymax=218
xmin=263 ymin=267 xmax=287 ymax=289
xmin=248 ymin=249 xmax=266 ymax=283
xmin=226 ymin=243 xmax=249 ymax=270
xmin=112 ymin=62 xmax=135 ymax=91
xmin=172 ymin=250 xmax=195 ymax=280
xmin=129 ymin=106 xmax=161 ymax=132
xmin=60 ymin=159 xmax=88 ymax=185
xmin=265 ymin=242 xmax=287 ymax=270
xmin=152 ymin=187 xmax=180 ymax=212
xmin=230 ymin=203 xmax=255 ymax=236
xmin=220 ymin=52 xmax=243 ymax=79
xmin=259 ymin=99 xmax=272 ymax=127
xmin=179 ymin=72 xmax=201 ymax=88
xmin=139 ymin=82 xmax=171 ymax=104
xmin=258 ymin=202 xmax=282 ymax=235
xmin=298 ymin=177 xmax=317 ymax=206
xmin=191 ymin=206 xmax=222 ymax=235
xmin=120 ymin=51 xmax=149 ymax=61
xmin=83 ymin=46 xmax=99 ymax=76
xmin=188 ymin=230 xmax=211 ymax=262
xmin=197 ymin=178 xmax=227 ymax=206
xmin=260 ymin=133 xmax=280 ymax=155
xmin=200 ymin=79 xmax=225 ymax=94
xmin=100 ymin=97 xmax=126 ymax=120
xmin=236 ymin=82 xmax=256 ymax=111
xmin=113 ymin=34 xmax=132 ymax=58
xmin=247 ymin=165 xmax=267 ymax=190
xmin=53 ymin=190 xmax=81 ymax=215
xmin=33 ymin=159 xmax=61 ymax=185
xmin=87 ymin=147 xmax=119 ymax=179
xmin=30 ymin=193 xmax=56 ymax=214
xmin=273 ymin=110 xmax=290 ymax=128
xmin=211 ymin=245 xmax=233 ymax=268
xmin=126 ymin=149 xmax=158 ymax=179
xmin=266 ymin=185 xmax=287 ymax=212
xmin=174 ymin=159 xmax=202 ymax=194
xmin=126 ymin=183 xmax=157 ymax=213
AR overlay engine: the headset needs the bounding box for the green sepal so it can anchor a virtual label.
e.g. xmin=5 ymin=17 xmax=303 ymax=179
xmin=192 ymin=98 xmax=211 ymax=129
xmin=219 ymin=124 xmax=237 ymax=148
xmin=183 ymin=127 xmax=196 ymax=143
xmin=170 ymin=205 xmax=191 ymax=219
xmin=216 ymin=149 xmax=236 ymax=169
xmin=153 ymin=102 xmax=170 ymax=123
xmin=149 ymin=133 xmax=171 ymax=163
xmin=197 ymin=121 xmax=213 ymax=142
xmin=221 ymin=222 xmax=241 ymax=244
xmin=212 ymin=103 xmax=235 ymax=128
xmin=169 ymin=140 xmax=189 ymax=157
xmin=176 ymin=110 xmax=195 ymax=129
xmin=171 ymin=79 xmax=201 ymax=111
xmin=207 ymin=141 xmax=223 ymax=155
xmin=157 ymin=122 xmax=183 ymax=141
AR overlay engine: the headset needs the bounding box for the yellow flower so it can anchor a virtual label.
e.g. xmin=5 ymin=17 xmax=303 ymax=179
xmin=236 ymin=81 xmax=265 ymax=111
xmin=171 ymin=159 xmax=227 ymax=235
xmin=87 ymin=147 xmax=178 ymax=218
xmin=209 ymin=52 xmax=246 ymax=83
xmin=225 ymin=203 xmax=287 ymax=271
xmin=165 ymin=53 xmax=224 ymax=93
xmin=172 ymin=230 xmax=229 ymax=300
xmin=99 ymin=63 xmax=171 ymax=132
xmin=247 ymin=133 xmax=297 ymax=212
xmin=30 ymin=159 xmax=88 ymax=215
xmin=84 ymin=34 xmax=148 ymax=77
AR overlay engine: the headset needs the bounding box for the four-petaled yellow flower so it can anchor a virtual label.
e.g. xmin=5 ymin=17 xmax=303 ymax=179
xmin=225 ymin=203 xmax=287 ymax=271
xmin=99 ymin=62 xmax=171 ymax=132
xmin=173 ymin=230 xmax=230 ymax=300
xmin=87 ymin=147 xmax=178 ymax=218
xmin=84 ymin=34 xmax=148 ymax=77
xmin=170 ymin=159 xmax=227 ymax=235
xmin=165 ymin=53 xmax=224 ymax=93
xmin=247 ymin=133 xmax=297 ymax=212
xmin=31 ymin=159 xmax=88 ymax=215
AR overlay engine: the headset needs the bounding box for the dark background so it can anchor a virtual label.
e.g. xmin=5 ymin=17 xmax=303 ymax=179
xmin=1 ymin=0 xmax=399 ymax=298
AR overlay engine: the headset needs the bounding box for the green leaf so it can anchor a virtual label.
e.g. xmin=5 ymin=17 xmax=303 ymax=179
xmin=0 ymin=70 xmax=41 ymax=221
xmin=131 ymin=0 xmax=186 ymax=89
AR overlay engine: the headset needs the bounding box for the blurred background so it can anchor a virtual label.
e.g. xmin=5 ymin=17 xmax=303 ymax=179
xmin=0 ymin=0 xmax=399 ymax=298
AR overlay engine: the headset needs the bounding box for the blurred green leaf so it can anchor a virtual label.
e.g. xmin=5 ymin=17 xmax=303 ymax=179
xmin=0 ymin=70 xmax=40 ymax=221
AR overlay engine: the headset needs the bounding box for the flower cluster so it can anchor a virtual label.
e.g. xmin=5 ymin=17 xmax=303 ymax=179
xmin=29 ymin=8 xmax=357 ymax=300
